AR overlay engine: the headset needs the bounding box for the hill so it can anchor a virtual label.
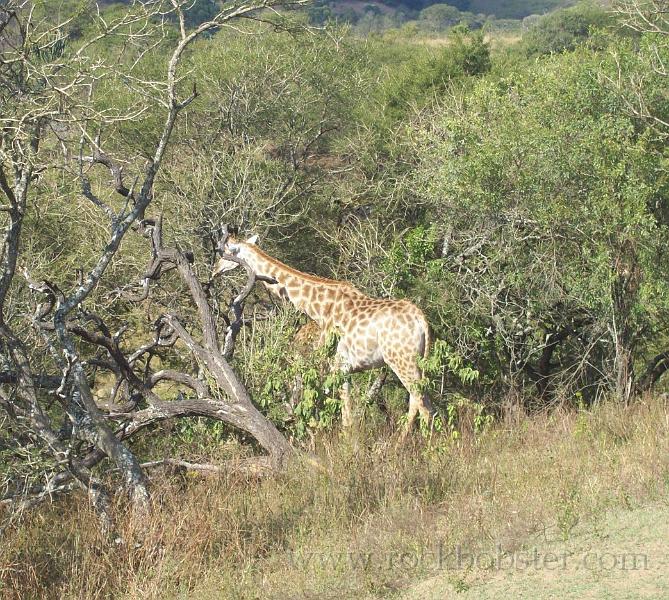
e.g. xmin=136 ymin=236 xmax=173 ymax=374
xmin=328 ymin=0 xmax=576 ymax=20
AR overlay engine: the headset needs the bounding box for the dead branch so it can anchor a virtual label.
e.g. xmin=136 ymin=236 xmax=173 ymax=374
xmin=139 ymin=456 xmax=275 ymax=477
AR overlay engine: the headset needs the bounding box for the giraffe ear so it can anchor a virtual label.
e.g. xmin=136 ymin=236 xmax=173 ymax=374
xmin=246 ymin=234 xmax=259 ymax=245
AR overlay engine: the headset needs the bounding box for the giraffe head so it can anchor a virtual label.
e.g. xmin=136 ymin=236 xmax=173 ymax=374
xmin=212 ymin=234 xmax=259 ymax=277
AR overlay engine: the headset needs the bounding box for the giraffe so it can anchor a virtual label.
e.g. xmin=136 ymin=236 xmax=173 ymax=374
xmin=212 ymin=234 xmax=435 ymax=434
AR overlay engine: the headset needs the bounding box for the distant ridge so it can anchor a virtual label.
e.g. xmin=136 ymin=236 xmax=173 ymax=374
xmin=326 ymin=0 xmax=576 ymax=20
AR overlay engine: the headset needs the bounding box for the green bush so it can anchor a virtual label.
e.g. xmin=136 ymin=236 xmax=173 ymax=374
xmin=381 ymin=26 xmax=491 ymax=124
xmin=521 ymin=1 xmax=615 ymax=56
xmin=409 ymin=35 xmax=669 ymax=402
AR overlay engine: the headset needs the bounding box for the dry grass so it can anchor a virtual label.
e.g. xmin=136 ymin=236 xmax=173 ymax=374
xmin=1 ymin=395 xmax=668 ymax=599
xmin=404 ymin=32 xmax=522 ymax=51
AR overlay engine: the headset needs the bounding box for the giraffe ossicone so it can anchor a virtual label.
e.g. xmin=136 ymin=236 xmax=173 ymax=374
xmin=212 ymin=234 xmax=436 ymax=434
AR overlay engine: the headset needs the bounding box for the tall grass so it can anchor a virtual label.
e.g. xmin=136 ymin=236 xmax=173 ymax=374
xmin=1 ymin=395 xmax=668 ymax=599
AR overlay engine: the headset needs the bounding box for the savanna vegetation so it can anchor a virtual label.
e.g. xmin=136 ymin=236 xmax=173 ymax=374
xmin=1 ymin=0 xmax=669 ymax=598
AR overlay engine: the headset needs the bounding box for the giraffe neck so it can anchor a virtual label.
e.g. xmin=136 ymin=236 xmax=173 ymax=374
xmin=236 ymin=243 xmax=357 ymax=329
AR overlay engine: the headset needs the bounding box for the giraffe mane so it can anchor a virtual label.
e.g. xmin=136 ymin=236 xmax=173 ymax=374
xmin=240 ymin=242 xmax=357 ymax=288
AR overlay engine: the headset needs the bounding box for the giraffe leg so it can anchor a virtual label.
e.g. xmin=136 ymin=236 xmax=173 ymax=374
xmin=417 ymin=391 xmax=435 ymax=425
xmin=334 ymin=341 xmax=355 ymax=428
xmin=401 ymin=390 xmax=436 ymax=439
xmin=341 ymin=380 xmax=354 ymax=428
xmin=405 ymin=394 xmax=421 ymax=435
xmin=384 ymin=357 xmax=435 ymax=438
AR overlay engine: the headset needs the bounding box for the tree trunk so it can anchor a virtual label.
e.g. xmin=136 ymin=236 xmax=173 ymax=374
xmin=611 ymin=240 xmax=641 ymax=404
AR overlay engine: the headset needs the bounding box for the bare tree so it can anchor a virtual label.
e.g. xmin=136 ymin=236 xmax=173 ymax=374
xmin=607 ymin=1 xmax=669 ymax=140
xmin=0 ymin=0 xmax=305 ymax=519
xmin=615 ymin=0 xmax=669 ymax=36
